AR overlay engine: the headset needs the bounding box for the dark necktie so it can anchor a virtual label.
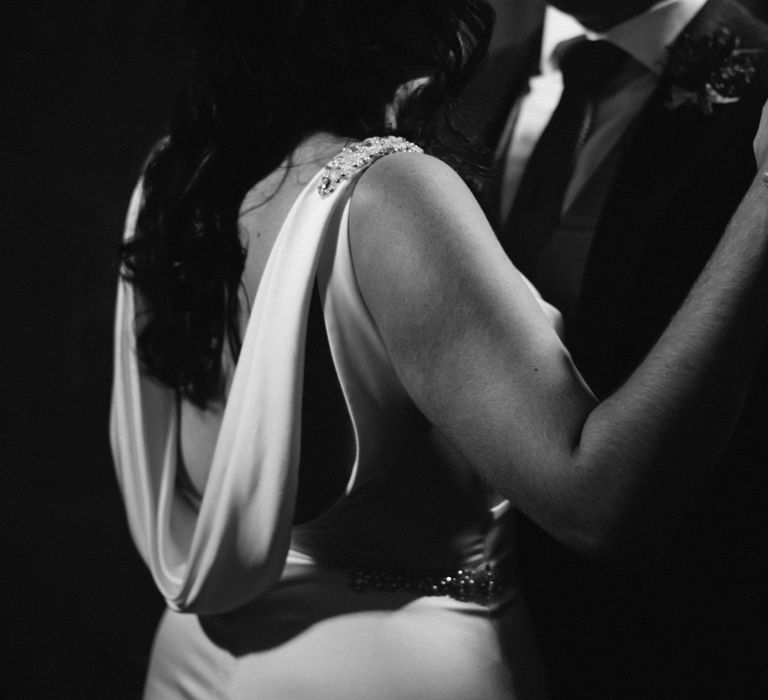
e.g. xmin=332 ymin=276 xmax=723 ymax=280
xmin=500 ymin=39 xmax=629 ymax=280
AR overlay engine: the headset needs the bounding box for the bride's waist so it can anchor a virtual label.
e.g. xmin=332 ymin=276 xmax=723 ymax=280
xmin=283 ymin=537 xmax=520 ymax=607
xmin=290 ymin=497 xmax=515 ymax=570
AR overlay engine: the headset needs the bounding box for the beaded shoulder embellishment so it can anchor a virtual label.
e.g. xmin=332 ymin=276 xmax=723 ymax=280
xmin=318 ymin=135 xmax=423 ymax=198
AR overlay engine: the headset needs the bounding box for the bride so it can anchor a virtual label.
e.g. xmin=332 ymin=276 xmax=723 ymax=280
xmin=111 ymin=1 xmax=768 ymax=698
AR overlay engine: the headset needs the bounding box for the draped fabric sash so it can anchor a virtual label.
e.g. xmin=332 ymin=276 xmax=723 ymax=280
xmin=110 ymin=170 xmax=345 ymax=614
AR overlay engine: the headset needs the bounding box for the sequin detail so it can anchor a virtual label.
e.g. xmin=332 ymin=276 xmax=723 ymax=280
xmin=347 ymin=563 xmax=504 ymax=603
xmin=318 ymin=135 xmax=423 ymax=198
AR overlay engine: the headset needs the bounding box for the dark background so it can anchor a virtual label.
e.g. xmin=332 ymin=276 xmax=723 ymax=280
xmin=3 ymin=3 xmax=183 ymax=697
xmin=3 ymin=1 xmax=766 ymax=698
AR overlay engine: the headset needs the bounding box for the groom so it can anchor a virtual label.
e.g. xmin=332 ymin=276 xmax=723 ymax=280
xmin=478 ymin=0 xmax=768 ymax=697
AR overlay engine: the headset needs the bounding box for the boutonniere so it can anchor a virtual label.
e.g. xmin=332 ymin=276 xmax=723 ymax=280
xmin=664 ymin=26 xmax=763 ymax=115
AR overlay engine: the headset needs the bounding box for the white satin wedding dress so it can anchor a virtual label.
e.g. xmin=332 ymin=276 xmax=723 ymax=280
xmin=110 ymin=136 xmax=557 ymax=699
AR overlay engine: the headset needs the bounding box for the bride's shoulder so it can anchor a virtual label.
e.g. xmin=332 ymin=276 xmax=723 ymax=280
xmin=355 ymin=143 xmax=466 ymax=196
xmin=347 ymin=138 xmax=497 ymax=311
xmin=350 ymin=142 xmax=482 ymax=238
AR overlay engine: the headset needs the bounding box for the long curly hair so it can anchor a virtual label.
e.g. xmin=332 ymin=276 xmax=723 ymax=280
xmin=121 ymin=0 xmax=495 ymax=408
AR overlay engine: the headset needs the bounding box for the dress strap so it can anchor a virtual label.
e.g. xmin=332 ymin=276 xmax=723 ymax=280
xmin=318 ymin=136 xmax=423 ymax=198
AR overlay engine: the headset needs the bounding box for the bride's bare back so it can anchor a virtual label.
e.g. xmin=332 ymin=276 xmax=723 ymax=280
xmin=179 ymin=134 xmax=350 ymax=498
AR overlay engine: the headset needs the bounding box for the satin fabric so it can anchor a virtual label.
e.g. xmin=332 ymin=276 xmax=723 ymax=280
xmin=111 ymin=171 xmax=344 ymax=614
xmin=111 ymin=141 xmax=559 ymax=699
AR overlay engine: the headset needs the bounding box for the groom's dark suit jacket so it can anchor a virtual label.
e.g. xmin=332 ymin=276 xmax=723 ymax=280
xmin=469 ymin=1 xmax=768 ymax=697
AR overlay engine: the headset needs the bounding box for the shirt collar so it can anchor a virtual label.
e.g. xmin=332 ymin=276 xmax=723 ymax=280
xmin=541 ymin=0 xmax=707 ymax=76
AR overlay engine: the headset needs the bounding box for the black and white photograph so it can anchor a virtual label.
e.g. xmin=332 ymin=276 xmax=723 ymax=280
xmin=5 ymin=1 xmax=768 ymax=698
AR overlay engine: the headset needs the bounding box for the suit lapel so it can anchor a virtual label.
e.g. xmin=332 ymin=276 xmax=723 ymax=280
xmin=571 ymin=91 xmax=721 ymax=382
xmin=570 ymin=0 xmax=767 ymax=389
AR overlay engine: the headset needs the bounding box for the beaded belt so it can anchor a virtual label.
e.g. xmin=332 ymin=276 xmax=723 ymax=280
xmin=347 ymin=563 xmax=506 ymax=603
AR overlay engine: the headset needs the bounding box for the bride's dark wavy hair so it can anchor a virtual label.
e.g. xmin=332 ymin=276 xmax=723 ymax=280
xmin=121 ymin=0 xmax=494 ymax=408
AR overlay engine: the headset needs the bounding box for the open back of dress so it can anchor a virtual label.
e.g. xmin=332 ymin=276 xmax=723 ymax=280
xmin=111 ymin=137 xmax=552 ymax=700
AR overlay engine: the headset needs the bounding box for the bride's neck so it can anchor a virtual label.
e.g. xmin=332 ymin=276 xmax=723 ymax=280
xmin=290 ymin=131 xmax=351 ymax=168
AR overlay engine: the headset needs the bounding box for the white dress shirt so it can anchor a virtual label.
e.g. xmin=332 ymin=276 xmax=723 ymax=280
xmin=498 ymin=0 xmax=707 ymax=223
